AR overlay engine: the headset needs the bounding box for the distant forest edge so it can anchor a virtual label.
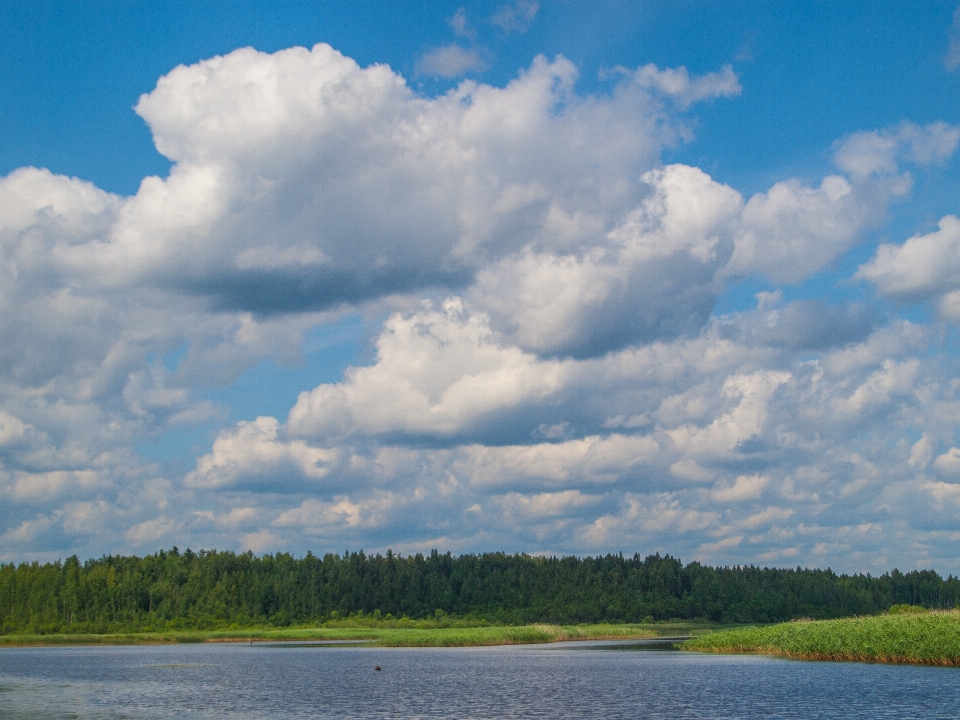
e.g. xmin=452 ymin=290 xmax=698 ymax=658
xmin=3 ymin=549 xmax=960 ymax=635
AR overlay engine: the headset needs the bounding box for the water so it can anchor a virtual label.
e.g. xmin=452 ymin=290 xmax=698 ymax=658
xmin=1 ymin=640 xmax=958 ymax=719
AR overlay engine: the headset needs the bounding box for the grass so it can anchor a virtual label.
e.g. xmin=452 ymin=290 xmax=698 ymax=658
xmin=682 ymin=610 xmax=960 ymax=666
xmin=0 ymin=620 xmax=715 ymax=648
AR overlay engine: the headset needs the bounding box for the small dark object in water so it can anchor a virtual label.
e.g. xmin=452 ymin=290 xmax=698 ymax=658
xmin=374 ymin=665 xmax=381 ymax=671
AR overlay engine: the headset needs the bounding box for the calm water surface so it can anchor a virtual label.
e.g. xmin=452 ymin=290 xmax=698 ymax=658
xmin=0 ymin=640 xmax=957 ymax=719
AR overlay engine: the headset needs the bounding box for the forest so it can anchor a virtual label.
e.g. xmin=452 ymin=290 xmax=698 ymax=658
xmin=2 ymin=548 xmax=959 ymax=634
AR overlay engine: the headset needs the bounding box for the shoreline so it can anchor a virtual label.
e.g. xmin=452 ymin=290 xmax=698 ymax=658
xmin=686 ymin=646 xmax=960 ymax=667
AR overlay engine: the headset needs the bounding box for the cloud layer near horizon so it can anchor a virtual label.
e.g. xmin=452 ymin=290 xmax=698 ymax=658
xmin=3 ymin=43 xmax=960 ymax=573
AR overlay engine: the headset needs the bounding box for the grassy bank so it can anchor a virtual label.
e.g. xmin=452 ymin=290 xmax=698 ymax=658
xmin=0 ymin=620 xmax=714 ymax=648
xmin=682 ymin=610 xmax=960 ymax=665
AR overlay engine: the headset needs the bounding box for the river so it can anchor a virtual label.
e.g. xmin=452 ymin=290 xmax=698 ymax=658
xmin=1 ymin=639 xmax=957 ymax=718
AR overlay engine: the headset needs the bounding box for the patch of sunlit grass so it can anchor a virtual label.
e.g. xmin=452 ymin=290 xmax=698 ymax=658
xmin=682 ymin=610 xmax=960 ymax=665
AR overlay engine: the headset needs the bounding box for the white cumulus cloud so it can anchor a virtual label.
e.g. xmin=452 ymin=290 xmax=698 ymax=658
xmin=186 ymin=416 xmax=336 ymax=490
xmin=3 ymin=40 xmax=960 ymax=574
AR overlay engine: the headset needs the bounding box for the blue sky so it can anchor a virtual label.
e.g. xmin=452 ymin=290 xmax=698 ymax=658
xmin=4 ymin=1 xmax=960 ymax=573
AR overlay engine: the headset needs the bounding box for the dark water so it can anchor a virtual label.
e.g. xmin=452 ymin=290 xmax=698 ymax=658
xmin=1 ymin=640 xmax=958 ymax=719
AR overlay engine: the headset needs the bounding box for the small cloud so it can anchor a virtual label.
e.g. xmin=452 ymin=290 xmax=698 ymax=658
xmin=670 ymin=459 xmax=715 ymax=482
xmin=909 ymin=436 xmax=933 ymax=469
xmin=633 ymin=63 xmax=741 ymax=109
xmin=185 ymin=416 xmax=335 ymax=490
xmin=698 ymin=535 xmax=743 ymax=555
xmin=946 ymin=6 xmax=960 ymax=70
xmin=934 ymin=447 xmax=960 ymax=477
xmin=710 ymin=474 xmax=769 ymax=502
xmin=833 ymin=122 xmax=960 ymax=179
xmin=755 ymin=290 xmax=782 ymax=311
xmin=0 ymin=410 xmax=29 ymax=446
xmin=756 ymin=546 xmax=799 ymax=563
xmin=857 ymin=215 xmax=960 ymax=305
xmin=126 ymin=516 xmax=180 ymax=546
xmin=737 ymin=506 xmax=794 ymax=530
xmin=498 ymin=489 xmax=601 ymax=519
xmin=416 ymin=44 xmax=487 ymax=78
xmin=3 ymin=516 xmax=54 ymax=544
xmin=733 ymin=29 xmax=757 ymax=63
xmin=491 ymin=0 xmax=539 ymax=34
xmin=534 ymin=421 xmax=569 ymax=440
xmin=449 ymin=7 xmax=477 ymax=41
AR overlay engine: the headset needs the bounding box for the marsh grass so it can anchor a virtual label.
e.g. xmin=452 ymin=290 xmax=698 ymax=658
xmin=682 ymin=610 xmax=960 ymax=665
xmin=556 ymin=621 xmax=711 ymax=639
xmin=0 ymin=620 xmax=716 ymax=648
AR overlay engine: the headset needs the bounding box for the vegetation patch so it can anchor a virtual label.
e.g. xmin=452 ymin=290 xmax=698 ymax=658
xmin=682 ymin=610 xmax=960 ymax=665
xmin=0 ymin=620 xmax=715 ymax=648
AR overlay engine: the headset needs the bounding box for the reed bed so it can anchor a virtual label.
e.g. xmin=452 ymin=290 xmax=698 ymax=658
xmin=683 ymin=610 xmax=960 ymax=665
xmin=0 ymin=621 xmax=713 ymax=648
xmin=555 ymin=621 xmax=713 ymax=641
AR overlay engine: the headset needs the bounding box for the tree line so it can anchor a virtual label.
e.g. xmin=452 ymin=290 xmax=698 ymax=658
xmin=2 ymin=548 xmax=959 ymax=634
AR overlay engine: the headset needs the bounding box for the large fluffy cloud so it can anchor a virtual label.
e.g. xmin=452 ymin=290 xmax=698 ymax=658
xmin=287 ymin=298 xmax=568 ymax=440
xmin=471 ymin=164 xmax=742 ymax=356
xmin=98 ymin=45 xmax=741 ymax=314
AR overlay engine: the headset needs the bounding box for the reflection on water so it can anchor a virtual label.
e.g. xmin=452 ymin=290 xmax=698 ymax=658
xmin=1 ymin=639 xmax=958 ymax=719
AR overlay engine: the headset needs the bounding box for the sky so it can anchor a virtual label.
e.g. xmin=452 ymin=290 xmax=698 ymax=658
xmin=4 ymin=1 xmax=960 ymax=573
